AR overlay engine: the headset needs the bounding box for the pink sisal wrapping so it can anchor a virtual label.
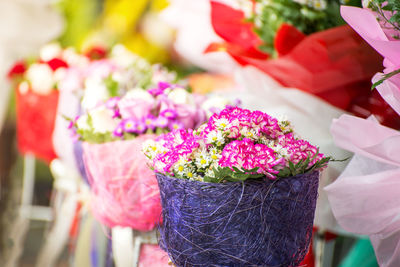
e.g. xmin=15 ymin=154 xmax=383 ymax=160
xmin=83 ymin=135 xmax=161 ymax=231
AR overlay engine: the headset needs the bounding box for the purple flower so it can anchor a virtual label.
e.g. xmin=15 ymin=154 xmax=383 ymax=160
xmin=168 ymin=121 xmax=184 ymax=131
xmin=143 ymin=115 xmax=157 ymax=131
xmin=148 ymin=81 xmax=172 ymax=96
xmin=113 ymin=123 xmax=124 ymax=137
xmin=68 ymin=115 xmax=80 ymax=129
xmin=160 ymin=109 xmax=178 ymax=120
xmin=154 ymin=116 xmax=169 ymax=128
xmin=122 ymin=119 xmax=138 ymax=133
xmin=135 ymin=121 xmax=147 ymax=134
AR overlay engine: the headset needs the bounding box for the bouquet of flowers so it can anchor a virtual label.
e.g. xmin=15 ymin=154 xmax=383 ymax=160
xmin=53 ymin=44 xmax=179 ymax=182
xmin=326 ymin=3 xmax=400 ymax=266
xmin=73 ymin=78 xmax=233 ymax=231
xmin=144 ymin=106 xmax=330 ymax=266
xmin=203 ymin=0 xmax=383 ymax=111
xmin=8 ymin=43 xmax=89 ymax=162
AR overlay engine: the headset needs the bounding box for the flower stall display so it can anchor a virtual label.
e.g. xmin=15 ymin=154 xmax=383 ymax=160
xmin=144 ymin=106 xmax=330 ymax=266
xmin=326 ymin=2 xmax=400 ymax=266
xmin=73 ymin=80 xmax=233 ymax=231
xmin=8 ymin=43 xmax=89 ymax=162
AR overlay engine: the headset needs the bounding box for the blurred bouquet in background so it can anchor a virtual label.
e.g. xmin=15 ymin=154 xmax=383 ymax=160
xmin=7 ymin=43 xmax=89 ymax=162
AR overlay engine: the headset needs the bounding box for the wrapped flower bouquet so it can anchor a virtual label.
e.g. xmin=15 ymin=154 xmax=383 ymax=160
xmin=8 ymin=43 xmax=87 ymax=162
xmin=144 ymin=107 xmax=330 ymax=266
xmin=73 ymin=77 xmax=233 ymax=231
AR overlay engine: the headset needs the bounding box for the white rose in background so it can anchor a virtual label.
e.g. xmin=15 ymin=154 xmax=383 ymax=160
xmin=25 ymin=63 xmax=55 ymax=95
xmin=168 ymin=87 xmax=194 ymax=105
xmin=62 ymin=48 xmax=89 ymax=68
xmin=76 ymin=115 xmax=90 ymax=131
xmin=90 ymin=107 xmax=119 ymax=134
xmin=81 ymin=77 xmax=110 ymax=110
xmin=125 ymin=88 xmax=154 ymax=102
xmin=40 ymin=43 xmax=62 ymax=61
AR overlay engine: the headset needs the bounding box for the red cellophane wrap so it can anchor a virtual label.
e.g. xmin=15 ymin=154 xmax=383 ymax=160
xmin=206 ymin=1 xmax=383 ymax=110
xmin=244 ymin=26 xmax=383 ymax=110
xmin=16 ymin=86 xmax=59 ymax=163
xmin=82 ymin=135 xmax=162 ymax=231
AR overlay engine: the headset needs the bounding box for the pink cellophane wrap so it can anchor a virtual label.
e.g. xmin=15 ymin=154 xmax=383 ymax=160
xmin=327 ymin=74 xmax=400 ymax=266
xmin=341 ymin=6 xmax=400 ymax=67
xmin=83 ymin=135 xmax=162 ymax=231
xmin=139 ymin=245 xmax=170 ymax=267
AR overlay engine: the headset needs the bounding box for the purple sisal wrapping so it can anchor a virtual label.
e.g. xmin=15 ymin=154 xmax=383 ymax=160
xmin=156 ymin=171 xmax=320 ymax=267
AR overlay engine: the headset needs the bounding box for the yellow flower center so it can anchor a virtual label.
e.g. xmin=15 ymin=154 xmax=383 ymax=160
xmin=212 ymin=155 xmax=218 ymax=160
xmin=178 ymin=166 xmax=184 ymax=172
xmin=200 ymin=159 xmax=207 ymax=165
xmin=187 ymin=172 xmax=193 ymax=178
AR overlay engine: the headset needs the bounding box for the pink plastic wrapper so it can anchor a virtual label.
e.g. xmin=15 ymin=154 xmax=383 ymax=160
xmin=341 ymin=6 xmax=400 ymax=68
xmin=83 ymin=135 xmax=162 ymax=231
xmin=326 ymin=74 xmax=400 ymax=266
xmin=139 ymin=245 xmax=170 ymax=267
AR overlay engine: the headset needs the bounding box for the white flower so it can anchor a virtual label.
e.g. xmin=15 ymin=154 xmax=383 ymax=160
xmin=53 ymin=67 xmax=67 ymax=83
xmin=89 ymin=106 xmax=119 ymax=133
xmin=40 ymin=43 xmax=62 ymax=61
xmin=81 ymin=77 xmax=110 ymax=110
xmin=124 ymin=88 xmax=154 ymax=102
xmin=143 ymin=139 xmax=167 ymax=159
xmin=209 ymin=147 xmax=221 ymax=161
xmin=214 ymin=118 xmax=230 ymax=131
xmin=76 ymin=115 xmax=90 ymax=130
xmin=240 ymin=127 xmax=258 ymax=140
xmin=168 ymin=87 xmax=194 ymax=105
xmin=26 ymin=63 xmax=55 ymax=95
xmin=194 ymin=149 xmax=212 ymax=169
xmin=62 ymin=47 xmax=89 ymax=67
xmin=206 ymin=130 xmax=225 ymax=146
xmin=201 ymin=95 xmax=230 ymax=117
xmin=173 ymin=157 xmax=190 ymax=176
xmin=273 ymin=144 xmax=289 ymax=158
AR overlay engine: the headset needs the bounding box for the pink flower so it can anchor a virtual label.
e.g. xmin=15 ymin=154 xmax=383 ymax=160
xmin=118 ymin=97 xmax=154 ymax=120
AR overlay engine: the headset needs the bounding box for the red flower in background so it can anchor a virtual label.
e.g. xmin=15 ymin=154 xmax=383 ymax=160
xmin=46 ymin=58 xmax=69 ymax=71
xmin=8 ymin=61 xmax=27 ymax=78
xmin=85 ymin=46 xmax=108 ymax=60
